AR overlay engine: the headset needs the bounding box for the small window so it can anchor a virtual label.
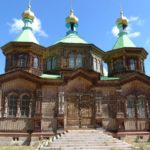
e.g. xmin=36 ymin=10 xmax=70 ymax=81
xmin=12 ymin=137 xmax=19 ymax=141
xmin=18 ymin=55 xmax=26 ymax=67
xmin=129 ymin=58 xmax=137 ymax=71
xmin=113 ymin=59 xmax=123 ymax=72
xmin=69 ymin=53 xmax=75 ymax=68
xmin=33 ymin=57 xmax=39 ymax=68
xmin=76 ymin=54 xmax=82 ymax=67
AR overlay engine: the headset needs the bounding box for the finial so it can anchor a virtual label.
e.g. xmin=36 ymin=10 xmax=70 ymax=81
xmin=120 ymin=0 xmax=123 ymax=18
xmin=66 ymin=8 xmax=79 ymax=24
xmin=22 ymin=0 xmax=35 ymax=21
xmin=70 ymin=9 xmax=74 ymax=16
xmin=28 ymin=0 xmax=31 ymax=10
xmin=65 ymin=0 xmax=79 ymax=35
xmin=116 ymin=0 xmax=128 ymax=30
xmin=70 ymin=0 xmax=73 ymax=10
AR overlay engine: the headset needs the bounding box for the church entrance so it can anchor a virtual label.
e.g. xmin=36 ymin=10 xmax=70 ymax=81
xmin=65 ymin=93 xmax=95 ymax=129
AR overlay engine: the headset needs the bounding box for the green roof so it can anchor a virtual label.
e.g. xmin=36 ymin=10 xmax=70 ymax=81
xmin=101 ymin=76 xmax=120 ymax=81
xmin=56 ymin=33 xmax=88 ymax=44
xmin=113 ymin=32 xmax=136 ymax=49
xmin=14 ymin=29 xmax=39 ymax=44
xmin=40 ymin=74 xmax=61 ymax=79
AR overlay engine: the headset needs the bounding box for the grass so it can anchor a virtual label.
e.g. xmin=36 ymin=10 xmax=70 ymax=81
xmin=123 ymin=140 xmax=150 ymax=150
xmin=133 ymin=142 xmax=150 ymax=150
xmin=0 ymin=146 xmax=35 ymax=150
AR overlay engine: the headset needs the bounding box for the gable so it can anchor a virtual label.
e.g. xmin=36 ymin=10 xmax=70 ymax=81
xmin=1 ymin=78 xmax=37 ymax=93
xmin=121 ymin=79 xmax=150 ymax=96
xmin=63 ymin=76 xmax=93 ymax=93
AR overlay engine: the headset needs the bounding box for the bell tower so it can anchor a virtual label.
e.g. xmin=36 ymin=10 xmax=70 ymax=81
xmin=1 ymin=2 xmax=44 ymax=76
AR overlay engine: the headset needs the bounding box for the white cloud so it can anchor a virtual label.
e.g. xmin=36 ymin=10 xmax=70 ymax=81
xmin=128 ymin=16 xmax=144 ymax=26
xmin=127 ymin=25 xmax=141 ymax=38
xmin=8 ymin=18 xmax=23 ymax=34
xmin=128 ymin=16 xmax=139 ymax=22
xmin=112 ymin=16 xmax=142 ymax=39
xmin=145 ymin=38 xmax=150 ymax=48
xmin=128 ymin=32 xmax=141 ymax=38
xmin=8 ymin=17 xmax=48 ymax=37
xmin=112 ymin=26 xmax=119 ymax=37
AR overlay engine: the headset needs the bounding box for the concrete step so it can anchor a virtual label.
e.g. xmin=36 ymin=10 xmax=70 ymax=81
xmin=37 ymin=129 xmax=134 ymax=150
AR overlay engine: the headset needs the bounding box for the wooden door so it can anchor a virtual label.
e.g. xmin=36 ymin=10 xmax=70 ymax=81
xmin=80 ymin=95 xmax=94 ymax=128
xmin=65 ymin=94 xmax=95 ymax=129
xmin=66 ymin=96 xmax=79 ymax=128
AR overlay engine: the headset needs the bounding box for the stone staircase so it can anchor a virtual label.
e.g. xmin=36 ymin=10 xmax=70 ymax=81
xmin=36 ymin=129 xmax=134 ymax=150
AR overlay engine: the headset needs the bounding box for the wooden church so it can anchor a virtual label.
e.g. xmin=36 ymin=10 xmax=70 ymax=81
xmin=0 ymin=2 xmax=149 ymax=145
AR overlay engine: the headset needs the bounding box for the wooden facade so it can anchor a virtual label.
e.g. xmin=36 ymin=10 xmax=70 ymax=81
xmin=0 ymin=41 xmax=150 ymax=145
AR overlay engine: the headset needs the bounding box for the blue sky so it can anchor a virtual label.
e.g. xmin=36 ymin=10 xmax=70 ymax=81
xmin=0 ymin=0 xmax=150 ymax=75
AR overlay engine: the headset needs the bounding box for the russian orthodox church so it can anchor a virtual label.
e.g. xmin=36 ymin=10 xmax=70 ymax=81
xmin=0 ymin=2 xmax=149 ymax=146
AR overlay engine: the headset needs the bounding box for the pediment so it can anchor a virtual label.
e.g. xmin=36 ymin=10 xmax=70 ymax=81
xmin=0 ymin=70 xmax=40 ymax=84
xmin=63 ymin=76 xmax=93 ymax=93
xmin=62 ymin=69 xmax=100 ymax=93
xmin=120 ymin=72 xmax=150 ymax=86
xmin=0 ymin=70 xmax=62 ymax=86
xmin=63 ymin=68 xmax=100 ymax=85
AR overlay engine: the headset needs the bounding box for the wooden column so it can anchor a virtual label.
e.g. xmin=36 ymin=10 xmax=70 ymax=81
xmin=4 ymin=97 xmax=8 ymax=117
xmin=35 ymin=89 xmax=42 ymax=115
xmin=64 ymin=94 xmax=67 ymax=130
xmin=123 ymin=56 xmax=126 ymax=70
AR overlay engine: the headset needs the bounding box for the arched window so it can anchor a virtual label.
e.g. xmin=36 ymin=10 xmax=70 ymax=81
xmin=33 ymin=57 xmax=39 ymax=68
xmin=69 ymin=53 xmax=75 ymax=68
xmin=129 ymin=58 xmax=137 ymax=71
xmin=47 ymin=58 xmax=52 ymax=70
xmin=18 ymin=55 xmax=26 ymax=67
xmin=20 ymin=95 xmax=30 ymax=117
xmin=127 ymin=95 xmax=135 ymax=118
xmin=8 ymin=95 xmax=17 ymax=117
xmin=76 ymin=54 xmax=82 ymax=67
xmin=137 ymin=95 xmax=146 ymax=118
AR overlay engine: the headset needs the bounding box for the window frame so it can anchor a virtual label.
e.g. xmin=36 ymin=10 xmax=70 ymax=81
xmin=20 ymin=94 xmax=30 ymax=117
xmin=8 ymin=94 xmax=18 ymax=117
xmin=33 ymin=57 xmax=39 ymax=69
xmin=126 ymin=95 xmax=136 ymax=118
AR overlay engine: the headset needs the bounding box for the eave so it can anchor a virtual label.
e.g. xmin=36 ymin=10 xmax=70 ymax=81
xmin=1 ymin=42 xmax=45 ymax=56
